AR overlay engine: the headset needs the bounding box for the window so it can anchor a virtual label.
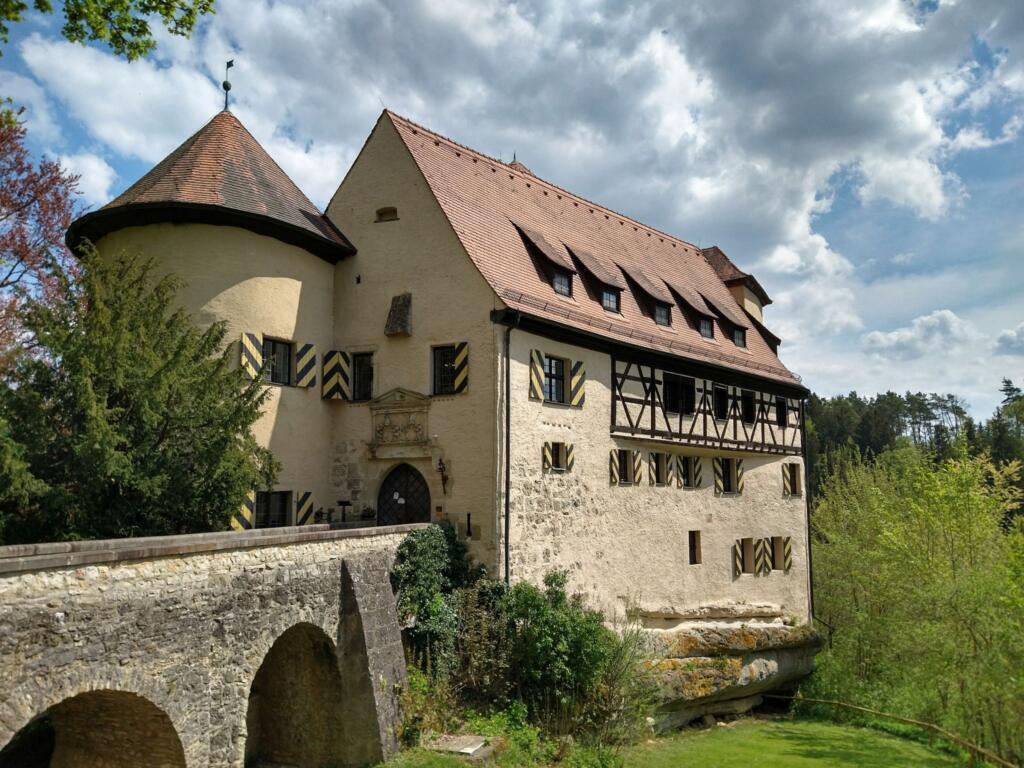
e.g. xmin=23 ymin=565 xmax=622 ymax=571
xmin=616 ymin=449 xmax=634 ymax=484
xmin=552 ymin=269 xmax=572 ymax=297
xmin=713 ymin=386 xmax=729 ymax=420
xmin=699 ymin=316 xmax=714 ymax=338
xmin=654 ymin=302 xmax=671 ymax=326
xmin=263 ymin=338 xmax=292 ymax=385
xmin=601 ymin=288 xmax=620 ymax=312
xmin=255 ymin=491 xmax=291 ymax=528
xmin=663 ymin=374 xmax=696 ymax=415
xmin=770 ymin=536 xmax=785 ymax=570
xmin=375 ymin=206 xmax=398 ymax=222
xmin=775 ymin=396 xmax=788 ymax=428
xmin=786 ymin=463 xmax=802 ymax=496
xmin=543 ymin=356 xmax=566 ymax=403
xmin=433 ymin=345 xmax=457 ymax=395
xmin=653 ymin=453 xmax=667 ymax=485
xmin=680 ymin=456 xmax=695 ymax=488
xmin=733 ymin=328 xmax=747 ymax=348
xmin=688 ymin=530 xmax=702 ymax=565
xmin=741 ymin=537 xmax=755 ymax=574
xmin=721 ymin=457 xmax=736 ymax=493
xmin=741 ymin=390 xmax=756 ymax=424
xmin=550 ymin=442 xmax=567 ymax=471
xmin=352 ymin=352 xmax=373 ymax=401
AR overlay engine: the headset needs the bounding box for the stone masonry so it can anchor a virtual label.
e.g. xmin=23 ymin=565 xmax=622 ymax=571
xmin=0 ymin=524 xmax=423 ymax=767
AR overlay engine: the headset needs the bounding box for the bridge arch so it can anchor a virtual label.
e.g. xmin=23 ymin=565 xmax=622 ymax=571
xmin=0 ymin=689 xmax=185 ymax=768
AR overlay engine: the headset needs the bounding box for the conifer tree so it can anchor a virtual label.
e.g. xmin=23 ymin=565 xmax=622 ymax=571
xmin=0 ymin=247 xmax=277 ymax=543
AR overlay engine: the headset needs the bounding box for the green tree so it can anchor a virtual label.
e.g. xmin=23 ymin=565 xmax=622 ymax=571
xmin=0 ymin=247 xmax=276 ymax=543
xmin=0 ymin=0 xmax=214 ymax=60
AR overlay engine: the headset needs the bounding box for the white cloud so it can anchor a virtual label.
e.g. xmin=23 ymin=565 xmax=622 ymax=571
xmin=0 ymin=69 xmax=62 ymax=143
xmin=995 ymin=323 xmax=1024 ymax=356
xmin=863 ymin=309 xmax=980 ymax=360
xmin=57 ymin=152 xmax=117 ymax=208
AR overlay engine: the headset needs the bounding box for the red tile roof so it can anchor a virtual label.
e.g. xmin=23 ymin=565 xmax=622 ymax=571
xmin=68 ymin=111 xmax=353 ymax=261
xmin=385 ymin=111 xmax=800 ymax=387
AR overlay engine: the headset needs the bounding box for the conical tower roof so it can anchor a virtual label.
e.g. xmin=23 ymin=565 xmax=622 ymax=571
xmin=68 ymin=111 xmax=354 ymax=262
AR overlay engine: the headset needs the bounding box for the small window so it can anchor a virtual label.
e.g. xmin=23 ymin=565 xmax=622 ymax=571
xmin=601 ymin=288 xmax=620 ymax=312
xmin=617 ymin=449 xmax=634 ymax=485
xmin=255 ymin=491 xmax=291 ymax=528
xmin=550 ymin=442 xmax=568 ymax=471
xmin=713 ymin=386 xmax=729 ymax=420
xmin=770 ymin=536 xmax=785 ymax=570
xmin=654 ymin=302 xmax=671 ymax=326
xmin=433 ymin=345 xmax=457 ymax=395
xmin=786 ymin=464 xmax=802 ymax=496
xmin=543 ymin=356 xmax=566 ymax=403
xmin=688 ymin=530 xmax=702 ymax=565
xmin=741 ymin=537 xmax=755 ymax=574
xmin=733 ymin=328 xmax=747 ymax=348
xmin=552 ymin=269 xmax=572 ymax=297
xmin=680 ymin=456 xmax=695 ymax=488
xmin=352 ymin=352 xmax=373 ymax=401
xmin=699 ymin=316 xmax=714 ymax=338
xmin=663 ymin=374 xmax=696 ymax=415
xmin=775 ymin=396 xmax=788 ymax=428
xmin=263 ymin=338 xmax=293 ymax=385
xmin=721 ymin=458 xmax=737 ymax=494
xmin=375 ymin=206 xmax=399 ymax=222
xmin=741 ymin=390 xmax=756 ymax=424
xmin=653 ymin=453 xmax=667 ymax=485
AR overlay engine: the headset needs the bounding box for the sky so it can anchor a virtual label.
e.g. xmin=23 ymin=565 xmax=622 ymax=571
xmin=1 ymin=0 xmax=1022 ymax=416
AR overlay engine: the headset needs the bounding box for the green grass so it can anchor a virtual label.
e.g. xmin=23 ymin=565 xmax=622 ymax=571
xmin=382 ymin=719 xmax=961 ymax=767
xmin=622 ymin=719 xmax=960 ymax=768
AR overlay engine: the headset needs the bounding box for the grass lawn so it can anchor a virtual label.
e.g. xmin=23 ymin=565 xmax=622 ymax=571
xmin=384 ymin=718 xmax=961 ymax=767
xmin=622 ymin=719 xmax=960 ymax=768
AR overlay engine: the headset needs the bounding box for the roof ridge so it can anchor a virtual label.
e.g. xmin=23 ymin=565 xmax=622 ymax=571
xmin=384 ymin=109 xmax=703 ymax=254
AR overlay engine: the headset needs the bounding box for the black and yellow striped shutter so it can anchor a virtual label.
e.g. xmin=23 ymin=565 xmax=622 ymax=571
xmin=296 ymin=343 xmax=317 ymax=388
xmin=232 ymin=490 xmax=255 ymax=530
xmin=566 ymin=443 xmax=575 ymax=472
xmin=732 ymin=540 xmax=743 ymax=578
xmin=736 ymin=459 xmax=745 ymax=495
xmin=713 ymin=457 xmax=724 ymax=495
xmin=666 ymin=454 xmax=676 ymax=486
xmin=453 ymin=342 xmax=469 ymax=393
xmin=783 ymin=536 xmax=793 ymax=571
xmin=782 ymin=464 xmax=792 ymax=496
xmin=609 ymin=450 xmax=619 ymax=485
xmin=542 ymin=442 xmax=552 ymax=472
xmin=632 ymin=450 xmax=643 ymax=484
xmin=570 ymin=360 xmax=586 ymax=407
xmin=754 ymin=538 xmax=771 ymax=575
xmin=693 ymin=457 xmax=703 ymax=488
xmin=296 ymin=491 xmax=315 ymax=525
xmin=240 ymin=332 xmax=262 ymax=381
xmin=322 ymin=350 xmax=352 ymax=400
xmin=529 ymin=350 xmax=545 ymax=400
xmin=648 ymin=452 xmax=657 ymax=485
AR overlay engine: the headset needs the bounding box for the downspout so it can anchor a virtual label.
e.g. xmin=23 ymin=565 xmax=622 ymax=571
xmin=503 ymin=310 xmax=521 ymax=586
xmin=799 ymin=397 xmax=815 ymax=625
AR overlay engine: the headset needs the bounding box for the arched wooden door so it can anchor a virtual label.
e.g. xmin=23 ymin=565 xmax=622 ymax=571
xmin=377 ymin=463 xmax=431 ymax=526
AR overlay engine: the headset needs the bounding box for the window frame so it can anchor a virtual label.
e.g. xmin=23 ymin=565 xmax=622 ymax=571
xmin=550 ymin=442 xmax=567 ymax=472
xmin=699 ymin=316 xmax=715 ymax=338
xmin=663 ymin=373 xmax=696 ymax=416
xmin=262 ymin=337 xmax=293 ymax=386
xmin=741 ymin=537 xmax=756 ymax=574
xmin=787 ymin=463 xmax=803 ymax=496
xmin=543 ymin=355 xmax=567 ymax=404
xmin=601 ymin=287 xmax=620 ymax=313
xmin=351 ymin=352 xmax=374 ymax=402
xmin=255 ymin=490 xmax=292 ymax=528
xmin=721 ymin=457 xmax=737 ymax=494
xmin=688 ymin=530 xmax=702 ymax=565
xmin=552 ymin=268 xmax=572 ymax=297
xmin=770 ymin=535 xmax=785 ymax=570
xmin=616 ymin=449 xmax=634 ymax=485
xmin=733 ymin=327 xmax=747 ymax=348
xmin=680 ymin=456 xmax=695 ymax=488
xmin=775 ymin=396 xmax=788 ymax=428
xmin=713 ymin=386 xmax=730 ymax=421
xmin=653 ymin=301 xmax=672 ymax=327
xmin=741 ymin=390 xmax=756 ymax=424
xmin=653 ymin=452 xmax=667 ymax=486
xmin=432 ymin=345 xmax=458 ymax=396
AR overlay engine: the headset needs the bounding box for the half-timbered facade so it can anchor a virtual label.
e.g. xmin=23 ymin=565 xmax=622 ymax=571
xmin=68 ymin=107 xmax=812 ymax=625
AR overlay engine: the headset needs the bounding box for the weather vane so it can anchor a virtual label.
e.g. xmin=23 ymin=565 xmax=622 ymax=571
xmin=223 ymin=60 xmax=234 ymax=111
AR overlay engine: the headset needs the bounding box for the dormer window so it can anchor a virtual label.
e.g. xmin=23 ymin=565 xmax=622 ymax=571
xmin=375 ymin=206 xmax=398 ymax=222
xmin=733 ymin=328 xmax=747 ymax=347
xmin=601 ymin=288 xmax=620 ymax=312
xmin=699 ymin=317 xmax=714 ymax=338
xmin=552 ymin=269 xmax=572 ymax=297
xmin=654 ymin=302 xmax=671 ymax=327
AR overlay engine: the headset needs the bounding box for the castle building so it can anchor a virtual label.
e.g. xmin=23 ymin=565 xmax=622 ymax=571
xmin=68 ymin=109 xmax=812 ymax=623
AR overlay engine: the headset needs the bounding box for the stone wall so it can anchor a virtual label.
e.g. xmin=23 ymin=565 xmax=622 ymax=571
xmin=0 ymin=525 xmax=419 ymax=768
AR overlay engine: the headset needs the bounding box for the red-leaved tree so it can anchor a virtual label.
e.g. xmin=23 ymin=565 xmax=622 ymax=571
xmin=0 ymin=108 xmax=79 ymax=366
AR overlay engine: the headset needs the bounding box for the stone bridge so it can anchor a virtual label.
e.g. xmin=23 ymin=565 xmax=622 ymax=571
xmin=0 ymin=523 xmax=426 ymax=768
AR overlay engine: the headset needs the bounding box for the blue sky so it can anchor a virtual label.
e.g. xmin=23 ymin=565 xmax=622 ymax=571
xmin=1 ymin=0 xmax=1022 ymax=416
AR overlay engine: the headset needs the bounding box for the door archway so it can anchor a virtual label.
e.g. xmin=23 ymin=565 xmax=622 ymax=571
xmin=377 ymin=463 xmax=431 ymax=525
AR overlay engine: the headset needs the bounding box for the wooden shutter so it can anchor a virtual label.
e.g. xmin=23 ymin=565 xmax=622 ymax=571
xmin=713 ymin=457 xmax=724 ymax=495
xmin=754 ymin=538 xmax=771 ymax=575
xmin=296 ymin=343 xmax=317 ymax=388
xmin=782 ymin=463 xmax=792 ymax=496
xmin=609 ymin=450 xmax=619 ymax=485
xmin=693 ymin=456 xmax=703 ymax=488
xmin=529 ymin=349 xmax=545 ymax=400
xmin=240 ymin=332 xmax=262 ymax=381
xmin=632 ymin=450 xmax=643 ymax=484
xmin=542 ymin=442 xmax=552 ymax=472
xmin=666 ymin=454 xmax=676 ymax=487
xmin=453 ymin=342 xmax=469 ymax=393
xmin=569 ymin=360 xmax=586 ymax=407
xmin=736 ymin=459 xmax=745 ymax=495
xmin=296 ymin=491 xmax=315 ymax=525
xmin=566 ymin=443 xmax=575 ymax=472
xmin=232 ymin=490 xmax=255 ymax=531
xmin=783 ymin=536 xmax=793 ymax=571
xmin=322 ymin=350 xmax=349 ymax=400
xmin=648 ymin=452 xmax=657 ymax=485
xmin=732 ymin=540 xmax=743 ymax=578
